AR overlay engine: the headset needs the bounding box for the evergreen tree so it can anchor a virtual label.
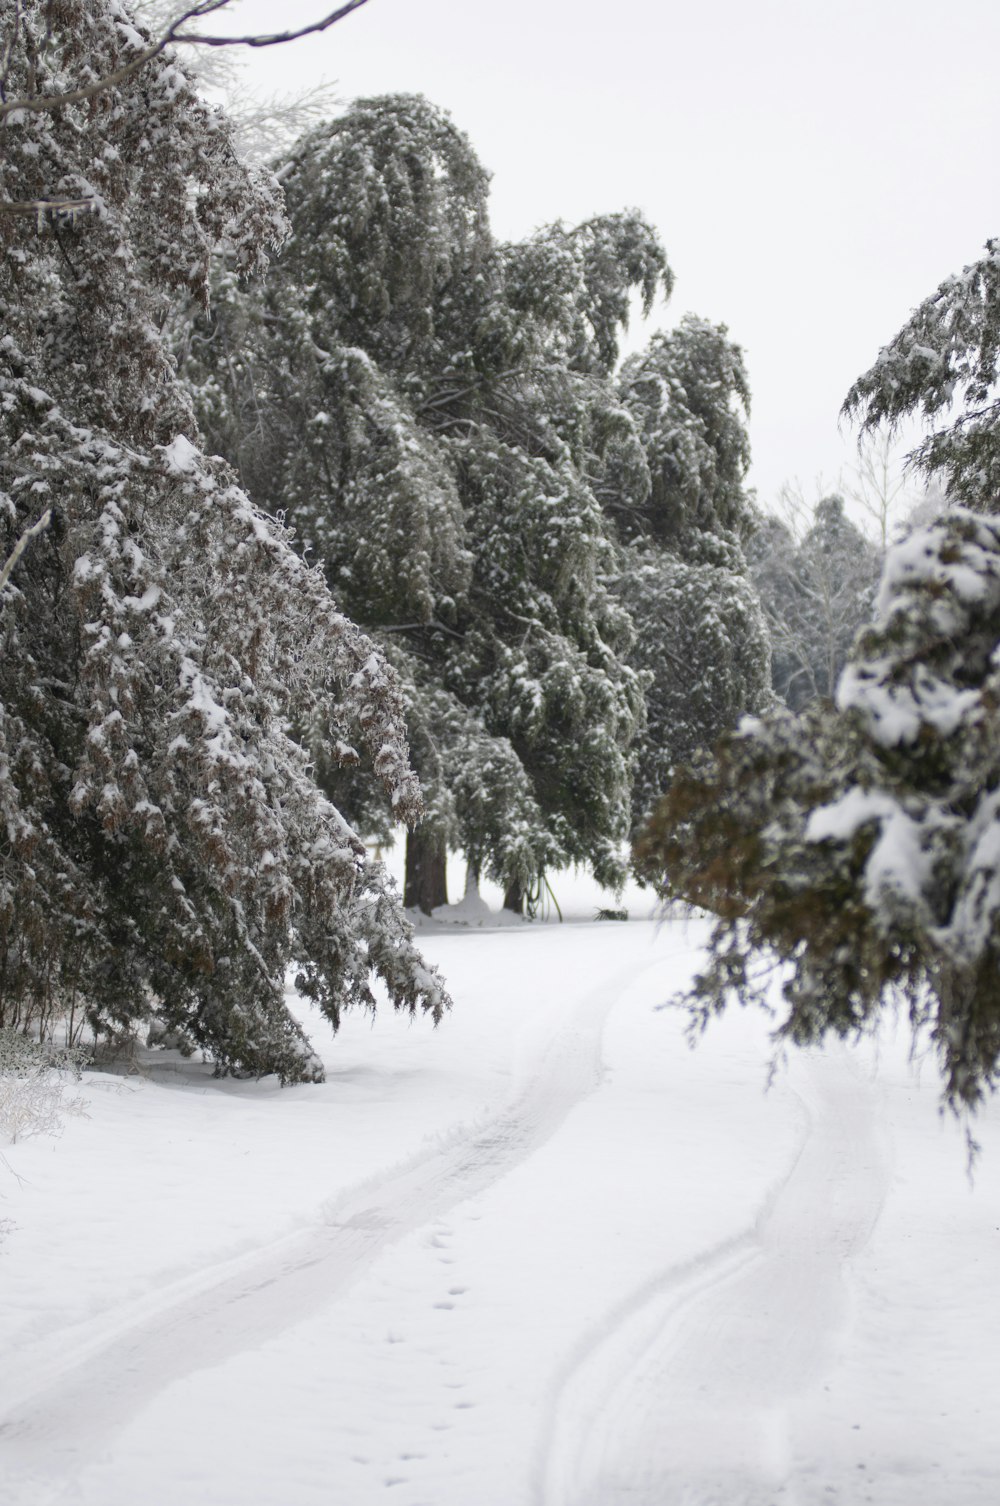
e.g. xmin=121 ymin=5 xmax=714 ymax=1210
xmin=186 ymin=95 xmax=668 ymax=911
xmin=610 ymin=317 xmax=771 ymax=829
xmin=640 ymin=509 xmax=1000 ymax=1114
xmin=639 ymin=237 xmax=1000 ymax=1115
xmin=0 ymin=1 xmax=446 ymax=1078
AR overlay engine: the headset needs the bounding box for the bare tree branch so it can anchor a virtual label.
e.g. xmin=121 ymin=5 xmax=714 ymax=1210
xmin=0 ymin=0 xmax=371 ymax=121
xmin=170 ymin=0 xmax=372 ymax=48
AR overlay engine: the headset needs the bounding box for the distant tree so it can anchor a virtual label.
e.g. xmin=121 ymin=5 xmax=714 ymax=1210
xmin=638 ymin=233 xmax=1000 ymax=1119
xmin=844 ymin=428 xmax=917 ymax=550
xmin=748 ymin=492 xmax=881 ymax=711
xmin=0 ymin=1 xmax=447 ymax=1078
xmin=609 ymin=317 xmax=771 ymax=829
xmin=186 ymin=95 xmax=668 ymax=912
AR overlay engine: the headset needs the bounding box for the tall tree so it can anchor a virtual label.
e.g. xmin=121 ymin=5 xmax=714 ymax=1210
xmin=0 ymin=1 xmax=446 ymax=1078
xmin=187 ymin=95 xmax=669 ymax=911
xmin=610 ymin=317 xmax=771 ymax=829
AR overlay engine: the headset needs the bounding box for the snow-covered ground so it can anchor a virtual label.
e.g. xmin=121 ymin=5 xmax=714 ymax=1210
xmin=2 ymin=860 xmax=999 ymax=1505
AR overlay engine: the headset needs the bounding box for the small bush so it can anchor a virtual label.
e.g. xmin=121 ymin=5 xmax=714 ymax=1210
xmin=0 ymin=1031 xmax=90 ymax=1144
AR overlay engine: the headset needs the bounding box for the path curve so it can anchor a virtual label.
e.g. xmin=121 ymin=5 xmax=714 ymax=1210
xmin=537 ymin=1043 xmax=891 ymax=1506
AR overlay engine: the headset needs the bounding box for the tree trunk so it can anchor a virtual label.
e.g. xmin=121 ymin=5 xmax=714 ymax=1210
xmin=503 ymin=877 xmax=524 ymax=915
xmin=404 ymin=828 xmax=448 ymax=915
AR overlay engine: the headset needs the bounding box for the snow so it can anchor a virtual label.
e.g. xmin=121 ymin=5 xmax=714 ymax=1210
xmin=806 ymin=787 xmax=897 ymax=844
xmin=160 ymin=435 xmax=201 ymax=476
xmin=863 ymin=804 xmax=932 ymax=912
xmin=806 ymin=790 xmax=933 ymax=913
xmin=1 ymin=865 xmax=999 ymax=1504
xmin=837 ymin=659 xmax=981 ymax=746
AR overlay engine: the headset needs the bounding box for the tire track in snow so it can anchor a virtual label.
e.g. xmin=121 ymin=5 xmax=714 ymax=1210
xmin=0 ymin=949 xmax=649 ymax=1501
xmin=537 ymin=1044 xmax=890 ymax=1506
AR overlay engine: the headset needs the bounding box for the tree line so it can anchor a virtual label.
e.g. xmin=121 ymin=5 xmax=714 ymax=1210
xmin=179 ymin=94 xmax=773 ymax=914
xmin=0 ymin=2 xmax=769 ymax=1076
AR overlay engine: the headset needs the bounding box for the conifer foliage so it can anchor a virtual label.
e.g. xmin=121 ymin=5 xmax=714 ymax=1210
xmin=188 ymin=95 xmax=670 ymax=910
xmin=844 ymin=236 xmax=1000 ymax=502
xmin=0 ymin=2 xmax=447 ymax=1079
xmin=640 ymin=238 xmax=1000 ymax=1114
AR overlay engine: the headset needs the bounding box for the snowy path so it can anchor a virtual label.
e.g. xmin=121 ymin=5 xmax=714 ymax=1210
xmin=1 ymin=940 xmax=659 ymax=1502
xmin=540 ymin=1046 xmax=890 ymax=1506
xmin=2 ymin=898 xmax=999 ymax=1506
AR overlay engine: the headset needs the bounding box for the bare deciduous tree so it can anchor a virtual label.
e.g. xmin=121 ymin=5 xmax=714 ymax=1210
xmin=844 ymin=426 xmax=920 ymax=549
xmin=748 ymin=488 xmax=881 ymax=711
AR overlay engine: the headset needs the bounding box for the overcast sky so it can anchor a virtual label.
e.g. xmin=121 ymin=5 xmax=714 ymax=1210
xmin=220 ymin=0 xmax=1000 ymax=513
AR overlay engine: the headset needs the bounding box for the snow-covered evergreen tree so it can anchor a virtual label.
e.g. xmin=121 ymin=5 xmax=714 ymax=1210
xmin=610 ymin=317 xmax=771 ymax=829
xmin=640 ymin=509 xmax=1000 ymax=1113
xmin=639 ymin=237 xmax=1000 ymax=1115
xmin=618 ymin=554 xmax=770 ymax=829
xmin=186 ymin=95 xmax=667 ymax=910
xmin=0 ymin=1 xmax=446 ymax=1077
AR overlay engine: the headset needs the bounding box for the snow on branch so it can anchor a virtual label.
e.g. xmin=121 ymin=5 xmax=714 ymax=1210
xmin=0 ymin=509 xmax=51 ymax=597
xmin=0 ymin=0 xmax=371 ymax=120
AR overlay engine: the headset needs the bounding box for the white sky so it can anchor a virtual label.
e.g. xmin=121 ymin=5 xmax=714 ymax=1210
xmin=213 ymin=0 xmax=1000 ymax=509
